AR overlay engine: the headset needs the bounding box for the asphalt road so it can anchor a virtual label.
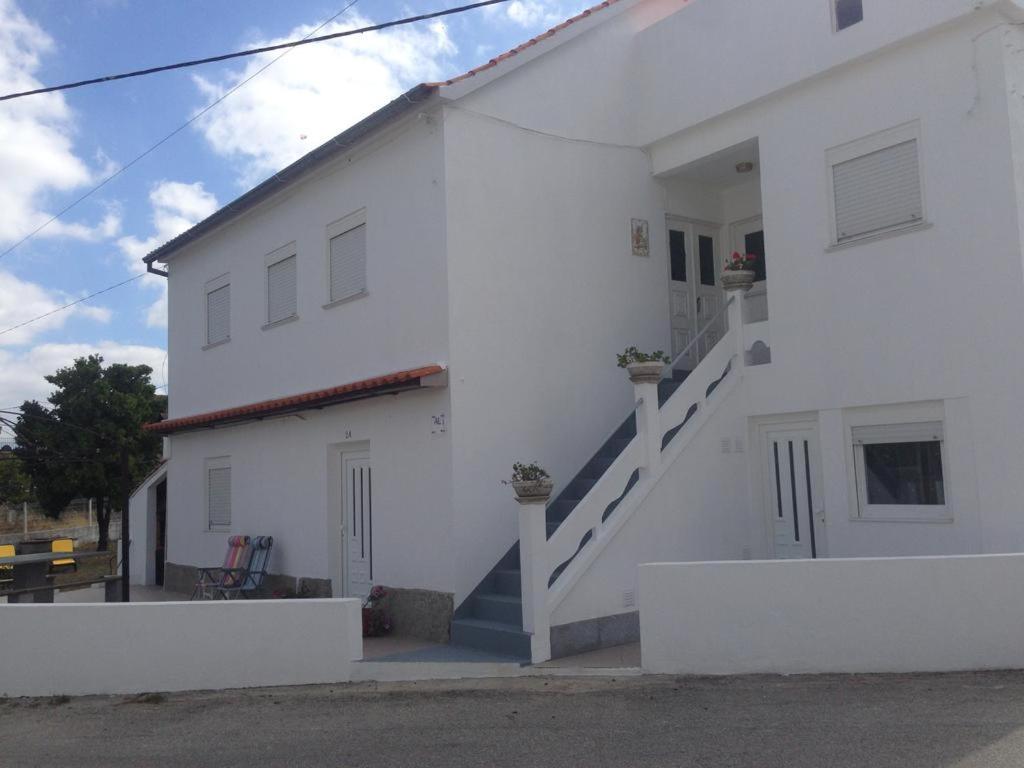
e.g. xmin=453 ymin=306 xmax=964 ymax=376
xmin=4 ymin=672 xmax=1024 ymax=767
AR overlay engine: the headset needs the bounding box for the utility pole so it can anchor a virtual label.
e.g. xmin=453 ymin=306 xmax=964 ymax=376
xmin=120 ymin=445 xmax=131 ymax=603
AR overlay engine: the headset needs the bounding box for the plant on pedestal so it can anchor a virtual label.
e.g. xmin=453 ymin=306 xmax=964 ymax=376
xmin=505 ymin=461 xmax=553 ymax=502
xmin=617 ymin=346 xmax=669 ymax=383
xmin=721 ymin=251 xmax=758 ymax=291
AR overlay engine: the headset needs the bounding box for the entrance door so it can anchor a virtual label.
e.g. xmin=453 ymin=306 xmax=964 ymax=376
xmin=731 ymin=216 xmax=767 ymax=322
xmin=342 ymin=453 xmax=373 ymax=599
xmin=154 ymin=479 xmax=166 ymax=586
xmin=761 ymin=423 xmax=822 ymax=559
xmin=667 ymin=219 xmax=724 ymax=370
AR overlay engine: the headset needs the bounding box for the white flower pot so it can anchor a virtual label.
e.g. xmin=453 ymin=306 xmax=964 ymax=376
xmin=626 ymin=360 xmax=666 ymax=384
xmin=512 ymin=479 xmax=553 ymax=503
xmin=721 ymin=270 xmax=756 ymax=292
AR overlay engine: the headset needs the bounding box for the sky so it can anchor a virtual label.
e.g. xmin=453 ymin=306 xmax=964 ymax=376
xmin=0 ymin=0 xmax=585 ymax=415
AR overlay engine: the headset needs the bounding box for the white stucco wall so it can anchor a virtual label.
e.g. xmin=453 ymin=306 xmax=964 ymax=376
xmin=163 ymin=112 xmax=449 ymax=418
xmin=0 ymin=599 xmax=361 ymax=697
xmin=640 ymin=555 xmax=1024 ymax=675
xmin=166 ymin=388 xmax=453 ymax=597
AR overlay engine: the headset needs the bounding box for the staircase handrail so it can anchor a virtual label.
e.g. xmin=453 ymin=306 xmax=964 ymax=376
xmin=669 ymin=295 xmax=735 ymax=372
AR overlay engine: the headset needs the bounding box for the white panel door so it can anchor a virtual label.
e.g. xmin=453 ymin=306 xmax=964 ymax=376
xmin=343 ymin=453 xmax=373 ymax=598
xmin=762 ymin=424 xmax=823 ymax=560
xmin=693 ymin=224 xmax=724 ymax=361
xmin=667 ymin=221 xmax=696 ymax=370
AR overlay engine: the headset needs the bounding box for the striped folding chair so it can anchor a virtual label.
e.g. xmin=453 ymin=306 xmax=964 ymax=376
xmin=215 ymin=536 xmax=273 ymax=599
xmin=191 ymin=536 xmax=252 ymax=600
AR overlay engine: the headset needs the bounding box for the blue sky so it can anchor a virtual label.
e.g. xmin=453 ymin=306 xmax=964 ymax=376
xmin=0 ymin=0 xmax=582 ymax=408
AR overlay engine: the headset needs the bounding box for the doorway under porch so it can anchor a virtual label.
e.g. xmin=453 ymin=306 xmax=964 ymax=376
xmin=658 ymin=138 xmax=770 ymax=369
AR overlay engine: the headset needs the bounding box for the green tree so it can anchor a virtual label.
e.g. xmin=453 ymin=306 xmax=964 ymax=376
xmin=14 ymin=355 xmax=165 ymax=551
xmin=0 ymin=452 xmax=32 ymax=506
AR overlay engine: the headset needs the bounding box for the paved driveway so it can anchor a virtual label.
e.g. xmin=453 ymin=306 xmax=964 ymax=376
xmin=4 ymin=671 xmax=1024 ymax=767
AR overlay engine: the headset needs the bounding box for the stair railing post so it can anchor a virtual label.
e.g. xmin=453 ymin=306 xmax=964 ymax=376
xmin=633 ymin=381 xmax=662 ymax=477
xmin=517 ymin=496 xmax=552 ymax=663
xmin=724 ymin=287 xmax=748 ymax=370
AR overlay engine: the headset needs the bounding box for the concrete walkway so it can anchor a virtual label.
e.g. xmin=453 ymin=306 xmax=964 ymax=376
xmin=5 ymin=671 xmax=1024 ymax=766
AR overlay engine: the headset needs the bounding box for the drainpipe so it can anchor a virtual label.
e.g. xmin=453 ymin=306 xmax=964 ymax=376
xmin=146 ymin=261 xmax=168 ymax=278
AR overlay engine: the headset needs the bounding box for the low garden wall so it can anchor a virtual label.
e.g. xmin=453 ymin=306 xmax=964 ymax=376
xmin=0 ymin=598 xmax=362 ymax=697
xmin=640 ymin=554 xmax=1024 ymax=675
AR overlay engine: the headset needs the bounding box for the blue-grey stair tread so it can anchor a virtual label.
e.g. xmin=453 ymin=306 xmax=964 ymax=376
xmin=475 ymin=592 xmax=524 ymax=626
xmin=450 ymin=618 xmax=531 ymax=659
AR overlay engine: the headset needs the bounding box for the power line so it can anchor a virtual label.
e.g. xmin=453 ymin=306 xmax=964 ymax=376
xmin=0 ymin=0 xmax=363 ymax=263
xmin=0 ymin=0 xmax=508 ymax=102
xmin=0 ymin=273 xmax=145 ymax=338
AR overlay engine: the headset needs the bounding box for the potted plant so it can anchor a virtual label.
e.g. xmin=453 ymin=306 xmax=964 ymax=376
xmin=720 ymin=251 xmax=758 ymax=291
xmin=617 ymin=346 xmax=669 ymax=384
xmin=505 ymin=461 xmax=554 ymax=502
xmin=362 ymin=585 xmax=391 ymax=637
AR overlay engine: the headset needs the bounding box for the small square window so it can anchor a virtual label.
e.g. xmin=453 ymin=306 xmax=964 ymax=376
xmin=834 ymin=0 xmax=863 ymax=31
xmin=852 ymin=422 xmax=949 ymax=521
xmin=827 ymin=123 xmax=925 ymax=246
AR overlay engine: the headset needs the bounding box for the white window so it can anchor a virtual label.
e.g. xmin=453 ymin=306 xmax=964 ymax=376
xmin=206 ymin=459 xmax=231 ymax=531
xmin=833 ymin=0 xmax=863 ymax=32
xmin=266 ymin=246 xmax=298 ymax=326
xmin=827 ymin=123 xmax=925 ymax=246
xmin=205 ymin=274 xmax=230 ymax=346
xmin=326 ymin=210 xmax=367 ymax=306
xmin=852 ymin=422 xmax=948 ymax=521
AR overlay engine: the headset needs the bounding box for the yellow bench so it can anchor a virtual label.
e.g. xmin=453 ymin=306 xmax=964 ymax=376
xmin=0 ymin=544 xmax=13 ymax=584
xmin=50 ymin=538 xmax=77 ymax=573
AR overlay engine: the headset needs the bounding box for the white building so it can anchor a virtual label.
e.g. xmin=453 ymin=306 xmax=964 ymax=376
xmin=131 ymin=0 xmax=1024 ymax=661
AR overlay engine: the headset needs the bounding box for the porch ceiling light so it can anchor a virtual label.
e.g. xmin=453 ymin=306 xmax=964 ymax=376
xmin=735 ymin=161 xmax=755 ymax=174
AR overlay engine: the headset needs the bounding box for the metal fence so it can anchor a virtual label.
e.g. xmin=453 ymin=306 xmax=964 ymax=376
xmin=0 ymin=499 xmax=121 ymax=544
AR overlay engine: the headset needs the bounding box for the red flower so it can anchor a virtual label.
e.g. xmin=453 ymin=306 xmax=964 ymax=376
xmin=731 ymin=251 xmax=742 ymax=262
xmin=745 ymin=253 xmax=757 ymax=261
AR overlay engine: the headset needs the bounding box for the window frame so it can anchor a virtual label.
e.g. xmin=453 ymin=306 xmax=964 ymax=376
xmin=324 ymin=208 xmax=368 ymax=309
xmin=203 ymin=273 xmax=231 ymax=349
xmin=851 ymin=421 xmax=951 ymax=523
xmin=263 ymin=242 xmax=299 ymax=329
xmin=831 ymin=0 xmax=864 ymax=33
xmin=204 ymin=457 xmax=232 ymax=532
xmin=825 ymin=121 xmax=928 ymax=250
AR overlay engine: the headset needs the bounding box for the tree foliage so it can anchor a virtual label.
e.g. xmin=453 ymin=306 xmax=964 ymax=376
xmin=13 ymin=355 xmax=165 ymax=551
xmin=0 ymin=453 xmax=32 ymax=506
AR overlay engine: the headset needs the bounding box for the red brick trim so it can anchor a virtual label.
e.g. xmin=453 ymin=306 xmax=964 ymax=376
xmin=144 ymin=365 xmax=445 ymax=435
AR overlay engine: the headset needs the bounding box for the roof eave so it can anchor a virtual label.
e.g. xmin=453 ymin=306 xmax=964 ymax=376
xmin=144 ymin=83 xmax=439 ymax=265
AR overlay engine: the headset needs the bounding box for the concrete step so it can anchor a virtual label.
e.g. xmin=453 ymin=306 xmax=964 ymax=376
xmin=474 ymin=593 xmax=523 ymax=627
xmin=490 ymin=569 xmax=521 ymax=597
xmin=449 ymin=618 xmax=530 ymax=660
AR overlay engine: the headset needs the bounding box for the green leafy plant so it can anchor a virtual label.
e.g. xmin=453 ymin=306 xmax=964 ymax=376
xmin=616 ymin=346 xmax=670 ymax=368
xmin=505 ymin=461 xmax=550 ymax=484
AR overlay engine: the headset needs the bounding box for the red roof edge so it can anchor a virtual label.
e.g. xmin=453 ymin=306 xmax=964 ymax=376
xmin=144 ymin=365 xmax=445 ymax=435
xmin=425 ymin=0 xmax=620 ymax=88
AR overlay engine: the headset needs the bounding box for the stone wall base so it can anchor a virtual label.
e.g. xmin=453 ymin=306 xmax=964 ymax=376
xmin=549 ymin=611 xmax=640 ymax=659
xmin=382 ymin=587 xmax=454 ymax=643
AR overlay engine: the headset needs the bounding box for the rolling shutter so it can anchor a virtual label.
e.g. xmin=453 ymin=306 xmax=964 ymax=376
xmin=267 ymin=255 xmax=297 ymax=324
xmin=206 ymin=284 xmax=230 ymax=345
xmin=207 ymin=466 xmax=231 ymax=529
xmin=833 ymin=139 xmax=922 ymax=242
xmin=329 ymin=224 xmax=366 ymax=303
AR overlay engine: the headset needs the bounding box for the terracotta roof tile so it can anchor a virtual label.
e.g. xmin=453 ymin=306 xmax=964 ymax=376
xmin=144 ymin=365 xmax=445 ymax=435
xmin=426 ymin=0 xmax=620 ymax=87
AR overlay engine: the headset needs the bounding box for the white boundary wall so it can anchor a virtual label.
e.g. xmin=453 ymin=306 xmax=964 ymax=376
xmin=640 ymin=555 xmax=1024 ymax=675
xmin=0 ymin=598 xmax=362 ymax=697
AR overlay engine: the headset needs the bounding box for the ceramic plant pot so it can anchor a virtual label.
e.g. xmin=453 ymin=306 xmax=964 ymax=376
xmin=512 ymin=479 xmax=554 ymax=503
xmin=720 ymin=269 xmax=756 ymax=292
xmin=626 ymin=360 xmax=666 ymax=384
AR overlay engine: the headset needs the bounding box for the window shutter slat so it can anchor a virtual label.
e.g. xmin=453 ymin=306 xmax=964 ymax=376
xmin=329 ymin=224 xmax=366 ymax=303
xmin=207 ymin=466 xmax=231 ymax=529
xmin=206 ymin=284 xmax=230 ymax=345
xmin=267 ymin=255 xmax=297 ymax=324
xmin=833 ymin=139 xmax=922 ymax=242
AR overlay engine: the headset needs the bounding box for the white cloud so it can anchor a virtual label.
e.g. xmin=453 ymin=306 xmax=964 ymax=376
xmin=0 ymin=341 xmax=166 ymax=406
xmin=192 ymin=14 xmax=457 ymax=184
xmin=482 ymin=0 xmax=584 ymax=29
xmin=0 ymin=270 xmax=112 ymax=347
xmin=118 ymin=180 xmax=218 ymax=328
xmin=0 ymin=0 xmax=121 ymax=245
